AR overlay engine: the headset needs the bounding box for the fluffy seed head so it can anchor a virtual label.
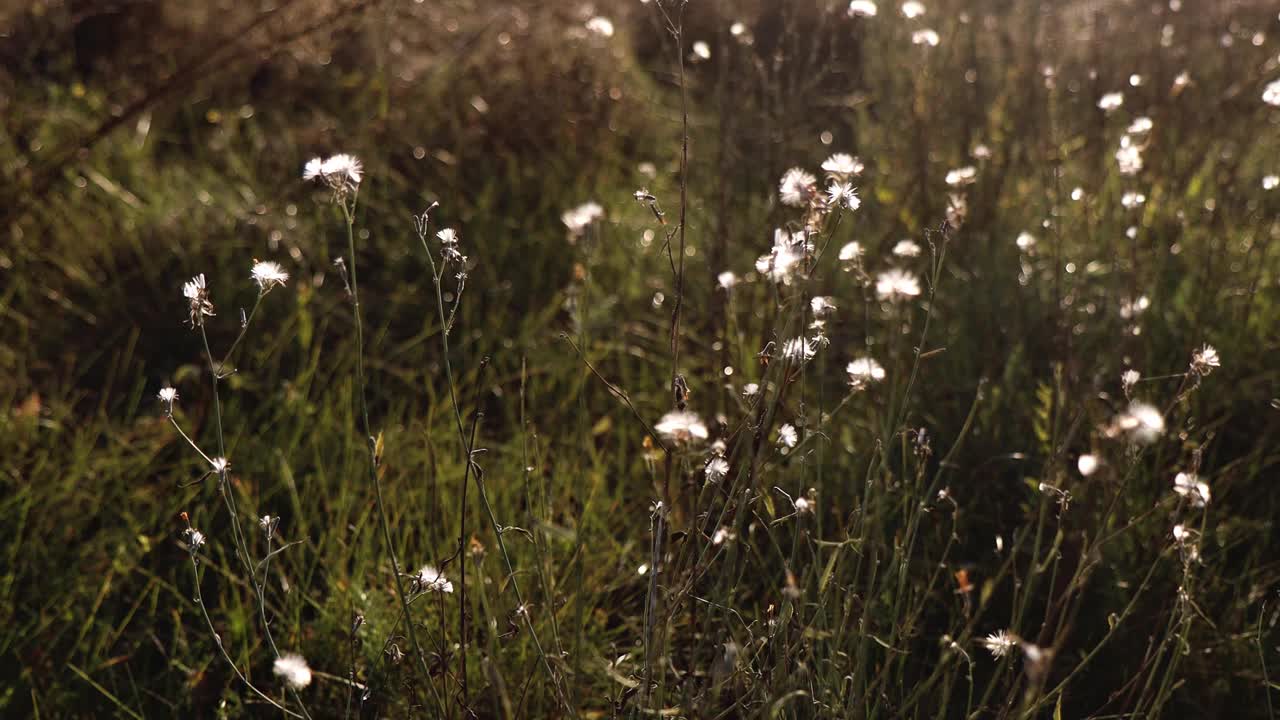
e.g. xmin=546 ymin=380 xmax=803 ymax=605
xmin=251 ymin=261 xmax=289 ymax=293
xmin=414 ymin=565 xmax=454 ymax=594
xmin=876 ymin=268 xmax=922 ymax=301
xmin=779 ymin=168 xmax=817 ymax=207
xmin=847 ymin=357 xmax=887 ymax=389
xmin=273 ymin=653 xmax=313 ymax=690
xmin=655 ymin=410 xmax=709 ymax=444
xmin=981 ymin=630 xmax=1016 ymax=658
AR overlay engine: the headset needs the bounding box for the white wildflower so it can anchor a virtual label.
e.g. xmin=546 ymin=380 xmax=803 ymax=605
xmin=562 ymin=202 xmax=604 ymax=235
xmin=712 ymin=526 xmax=736 ymax=545
xmin=893 ymin=239 xmax=921 ymax=257
xmin=1264 ymin=175 xmax=1279 ymax=190
xmin=183 ymin=273 xmax=215 ymax=325
xmin=692 ymin=41 xmax=711 ymax=60
xmin=1263 ymin=78 xmax=1280 ymax=107
xmin=718 ymin=271 xmax=738 ymax=290
xmin=847 ymin=357 xmax=886 ymax=389
xmin=1015 ymin=232 xmax=1036 ymax=251
xmin=779 ymin=168 xmax=817 ymax=207
xmin=981 ymin=630 xmax=1017 ymax=658
xmin=778 ymin=424 xmax=798 ymax=448
xmin=793 ymin=496 xmax=812 ymax=513
xmin=1173 ymin=472 xmax=1210 ymax=507
xmin=273 ymin=653 xmax=313 ymax=690
xmin=1098 ymin=92 xmax=1124 ymax=112
xmin=912 ymin=29 xmax=940 ymax=46
xmin=945 ymin=166 xmax=977 ymax=187
xmin=1115 ymin=402 xmax=1165 ymax=444
xmin=302 ymin=157 xmax=323 ymax=182
xmin=848 ymin=0 xmax=878 ymax=17
xmin=1121 ymin=369 xmax=1141 ymax=392
xmin=756 ymin=229 xmax=810 ymax=284
xmin=827 ymin=181 xmax=861 ymax=210
xmin=210 ymin=457 xmax=229 ymax=474
xmin=839 ymin=241 xmax=864 ymax=261
xmin=184 ymin=527 xmax=206 ymax=552
xmin=158 ymin=386 xmax=179 ymax=410
xmin=585 ymin=16 xmax=614 ymax=37
xmin=875 ymin=268 xmax=922 ymax=301
xmin=810 ymin=296 xmax=837 ymax=317
xmin=251 ymin=260 xmax=289 ymax=293
xmin=1190 ymin=344 xmax=1219 ymax=375
xmin=782 ymin=336 xmax=817 ymax=363
xmin=705 ymin=457 xmax=730 ymax=483
xmin=1077 ymin=454 xmax=1099 ymax=477
xmin=742 ymin=383 xmax=760 ymax=397
xmin=656 ymin=410 xmax=709 ymax=444
xmin=304 ymin=154 xmax=363 ymax=191
xmin=414 ymin=565 xmax=454 ymax=594
xmin=901 ymin=1 xmax=926 ymax=18
xmin=436 ymin=228 xmax=459 ymax=245
xmin=1116 ymin=138 xmax=1143 ymax=175
xmin=1127 ymin=116 xmax=1153 ymax=134
xmin=822 ymin=153 xmax=864 ymax=177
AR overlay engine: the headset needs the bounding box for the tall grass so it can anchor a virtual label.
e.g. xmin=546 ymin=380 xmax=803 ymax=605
xmin=2 ymin=0 xmax=1279 ymax=717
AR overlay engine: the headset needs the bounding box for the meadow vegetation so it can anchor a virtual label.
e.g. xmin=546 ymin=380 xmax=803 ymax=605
xmin=2 ymin=0 xmax=1279 ymax=717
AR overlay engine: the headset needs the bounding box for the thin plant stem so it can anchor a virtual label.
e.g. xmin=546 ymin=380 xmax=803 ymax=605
xmin=339 ymin=197 xmax=444 ymax=714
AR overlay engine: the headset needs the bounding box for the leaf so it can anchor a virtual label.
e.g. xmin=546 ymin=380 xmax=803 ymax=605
xmin=591 ymin=415 xmax=613 ymax=436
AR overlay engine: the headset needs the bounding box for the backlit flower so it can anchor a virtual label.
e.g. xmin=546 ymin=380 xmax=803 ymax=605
xmin=1263 ymin=78 xmax=1280 ymax=107
xmin=304 ymin=154 xmax=363 ymax=191
xmin=1173 ymin=472 xmax=1210 ymax=507
xmin=1115 ymin=402 xmax=1164 ymax=444
xmin=414 ymin=565 xmax=454 ymax=594
xmin=585 ymin=16 xmax=614 ymax=37
xmin=778 ymin=424 xmax=798 ymax=448
xmin=827 ymin=181 xmax=861 ymax=210
xmin=981 ymin=630 xmax=1016 ymax=658
xmin=893 ymin=239 xmax=921 ymax=257
xmin=779 ymin=168 xmax=817 ymax=207
xmin=705 ymin=457 xmax=729 ymax=483
xmin=273 ymin=653 xmax=313 ymax=690
xmin=822 ymin=153 xmax=864 ymax=177
xmin=656 ymin=410 xmax=709 ymax=444
xmin=158 ymin=386 xmax=179 ymax=410
xmin=876 ymin=268 xmax=921 ymax=301
xmin=847 ymin=357 xmax=886 ymax=389
xmin=562 ymin=202 xmax=604 ymax=236
xmin=251 ymin=261 xmax=289 ymax=293
xmin=911 ymin=29 xmax=940 ymax=46
xmin=1098 ymin=92 xmax=1124 ymax=112
xmin=848 ymin=0 xmax=878 ymax=17
xmin=183 ymin=273 xmax=215 ymax=326
xmin=945 ymin=166 xmax=977 ymax=187
xmin=1190 ymin=344 xmax=1219 ymax=375
xmin=782 ymin=336 xmax=817 ymax=363
xmin=838 ymin=241 xmax=863 ymax=261
xmin=1077 ymin=454 xmax=1099 ymax=476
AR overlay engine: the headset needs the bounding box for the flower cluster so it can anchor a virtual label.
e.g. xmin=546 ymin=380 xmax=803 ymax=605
xmin=303 ymin=153 xmax=363 ymax=193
